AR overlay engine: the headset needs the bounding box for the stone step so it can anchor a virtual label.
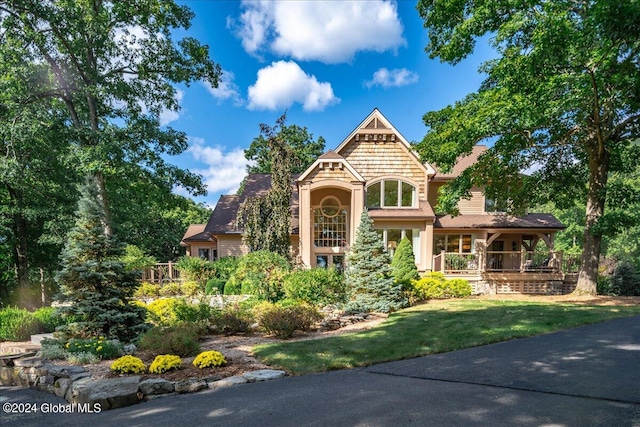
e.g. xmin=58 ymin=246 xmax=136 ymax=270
xmin=30 ymin=333 xmax=54 ymax=344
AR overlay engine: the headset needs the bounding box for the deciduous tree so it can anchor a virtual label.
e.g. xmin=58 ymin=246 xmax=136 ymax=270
xmin=416 ymin=0 xmax=640 ymax=294
xmin=0 ymin=0 xmax=221 ymax=236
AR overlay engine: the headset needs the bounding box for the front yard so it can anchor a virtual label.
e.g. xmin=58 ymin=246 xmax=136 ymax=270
xmin=253 ymin=295 xmax=640 ymax=375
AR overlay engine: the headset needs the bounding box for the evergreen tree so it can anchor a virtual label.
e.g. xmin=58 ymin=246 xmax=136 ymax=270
xmin=391 ymin=237 xmax=419 ymax=284
xmin=56 ymin=178 xmax=147 ymax=343
xmin=345 ymin=211 xmax=406 ymax=313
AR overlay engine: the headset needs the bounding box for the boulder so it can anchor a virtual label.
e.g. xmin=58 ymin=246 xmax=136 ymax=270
xmin=54 ymin=377 xmax=72 ymax=398
xmin=69 ymin=376 xmax=141 ymax=410
xmin=242 ymin=370 xmax=286 ymax=383
xmin=209 ymin=375 xmax=247 ymax=388
xmin=139 ymin=378 xmax=174 ymax=395
xmin=174 ymin=378 xmax=208 ymax=393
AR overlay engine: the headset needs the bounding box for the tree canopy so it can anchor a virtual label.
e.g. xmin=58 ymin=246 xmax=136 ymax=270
xmin=237 ymin=114 xmax=294 ymax=259
xmin=416 ymin=0 xmax=640 ymax=294
xmin=0 ymin=0 xmax=221 ymax=230
xmin=0 ymin=0 xmax=219 ymax=305
xmin=244 ymin=119 xmax=325 ymax=175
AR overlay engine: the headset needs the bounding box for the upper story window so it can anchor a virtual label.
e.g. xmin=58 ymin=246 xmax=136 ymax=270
xmin=366 ymin=179 xmax=416 ymax=208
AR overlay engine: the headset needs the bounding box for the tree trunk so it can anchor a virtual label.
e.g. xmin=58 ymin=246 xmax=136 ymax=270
xmin=13 ymin=214 xmax=29 ymax=290
xmin=94 ymin=171 xmax=112 ymax=237
xmin=574 ymin=144 xmax=610 ymax=295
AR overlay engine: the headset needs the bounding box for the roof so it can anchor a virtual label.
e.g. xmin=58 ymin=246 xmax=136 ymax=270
xmin=434 ymin=213 xmax=566 ymax=230
xmin=368 ymin=200 xmax=436 ymax=220
xmin=433 ymin=145 xmax=488 ymax=180
xmin=205 ymin=174 xmax=300 ymax=235
xmin=180 ymin=224 xmax=216 ymax=246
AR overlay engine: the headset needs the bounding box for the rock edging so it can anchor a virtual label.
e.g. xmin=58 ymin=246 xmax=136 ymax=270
xmin=0 ymin=356 xmax=285 ymax=410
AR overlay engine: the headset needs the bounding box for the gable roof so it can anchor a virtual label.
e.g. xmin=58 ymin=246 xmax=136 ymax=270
xmin=297 ymin=150 xmax=365 ymax=182
xmin=432 ymin=145 xmax=488 ymax=180
xmin=205 ymin=174 xmax=300 ymax=235
xmin=180 ymin=224 xmax=216 ymax=246
xmin=333 ymin=108 xmax=436 ymax=177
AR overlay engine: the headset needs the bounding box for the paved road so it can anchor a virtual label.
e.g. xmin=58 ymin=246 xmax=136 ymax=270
xmin=2 ymin=316 xmax=639 ymax=426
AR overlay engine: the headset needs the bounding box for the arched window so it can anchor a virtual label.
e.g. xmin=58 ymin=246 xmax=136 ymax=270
xmin=366 ymin=179 xmax=416 ymax=208
xmin=313 ymin=196 xmax=348 ymax=248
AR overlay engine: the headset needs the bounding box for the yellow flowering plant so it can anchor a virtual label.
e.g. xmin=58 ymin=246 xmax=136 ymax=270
xmin=192 ymin=351 xmax=227 ymax=369
xmin=111 ymin=355 xmax=147 ymax=374
xmin=149 ymin=354 xmax=183 ymax=374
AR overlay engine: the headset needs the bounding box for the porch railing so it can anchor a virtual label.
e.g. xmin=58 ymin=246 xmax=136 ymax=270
xmin=141 ymin=262 xmax=180 ymax=284
xmin=435 ymin=250 xmax=578 ymax=274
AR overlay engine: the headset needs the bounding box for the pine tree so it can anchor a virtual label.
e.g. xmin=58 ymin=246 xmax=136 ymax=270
xmin=56 ymin=177 xmax=147 ymax=342
xmin=345 ymin=210 xmax=406 ymax=313
xmin=391 ymin=237 xmax=420 ymax=284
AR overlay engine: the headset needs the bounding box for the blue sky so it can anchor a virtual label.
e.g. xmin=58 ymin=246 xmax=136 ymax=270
xmin=165 ymin=1 xmax=495 ymax=208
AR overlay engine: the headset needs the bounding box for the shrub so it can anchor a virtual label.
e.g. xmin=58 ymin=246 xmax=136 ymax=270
xmin=175 ymin=256 xmax=217 ymax=285
xmin=137 ymin=323 xmax=202 ymax=357
xmin=149 ymin=354 xmax=183 ymax=374
xmin=223 ymin=277 xmax=242 ymax=295
xmin=67 ymin=351 xmax=100 ymax=365
xmin=0 ymin=307 xmax=45 ymax=341
xmin=192 ymin=350 xmax=227 ymax=369
xmin=608 ymin=261 xmax=640 ymax=296
xmin=158 ymin=282 xmax=181 ymax=297
xmin=209 ymin=304 xmax=253 ymax=335
xmin=41 ymin=341 xmax=69 ymax=360
xmin=228 ymin=251 xmax=291 ymax=301
xmin=180 ymin=281 xmax=201 ymax=297
xmin=111 ymin=355 xmax=147 ymax=374
xmin=173 ymin=301 xmax=216 ymax=324
xmin=256 ymin=302 xmax=322 ymax=339
xmin=391 ymin=237 xmax=420 ymax=283
xmin=65 ymin=337 xmax=123 ymax=360
xmin=145 ymin=298 xmax=180 ymax=326
xmin=33 ymin=307 xmax=67 ymax=332
xmin=134 ymin=282 xmax=161 ymax=298
xmin=283 ymin=268 xmax=346 ymax=305
xmin=206 ymin=278 xmax=226 ymax=295
xmin=413 ymin=273 xmax=472 ymax=300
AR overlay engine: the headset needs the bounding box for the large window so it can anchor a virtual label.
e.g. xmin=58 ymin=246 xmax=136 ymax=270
xmin=434 ymin=234 xmax=473 ymax=253
xmin=366 ymin=180 xmax=416 ymax=208
xmin=313 ymin=196 xmax=348 ymax=248
xmin=375 ymin=228 xmax=421 ymax=262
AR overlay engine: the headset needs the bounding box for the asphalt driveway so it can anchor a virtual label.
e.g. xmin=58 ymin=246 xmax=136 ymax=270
xmin=2 ymin=315 xmax=639 ymax=426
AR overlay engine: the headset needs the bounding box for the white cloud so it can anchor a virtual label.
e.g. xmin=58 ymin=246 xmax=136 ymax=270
xmin=230 ymin=0 xmax=405 ymax=63
xmin=247 ymin=61 xmax=339 ymax=112
xmin=202 ymin=70 xmax=243 ymax=107
xmin=187 ymin=137 xmax=250 ymax=195
xmin=364 ymin=68 xmax=419 ymax=89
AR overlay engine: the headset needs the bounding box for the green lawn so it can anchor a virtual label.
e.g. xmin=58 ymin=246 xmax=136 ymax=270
xmin=253 ymin=299 xmax=640 ymax=375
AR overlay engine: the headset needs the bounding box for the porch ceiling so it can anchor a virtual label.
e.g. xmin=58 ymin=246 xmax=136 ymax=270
xmin=434 ymin=213 xmax=565 ymax=230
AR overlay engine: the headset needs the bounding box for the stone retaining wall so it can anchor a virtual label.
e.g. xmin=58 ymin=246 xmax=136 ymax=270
xmin=0 ymin=356 xmax=284 ymax=410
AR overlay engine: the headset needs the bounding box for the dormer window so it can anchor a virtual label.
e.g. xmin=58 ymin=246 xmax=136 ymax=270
xmin=366 ymin=179 xmax=416 ymax=208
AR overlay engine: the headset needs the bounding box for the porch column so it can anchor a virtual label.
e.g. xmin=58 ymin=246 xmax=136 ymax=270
xmin=423 ymin=222 xmax=434 ymax=271
xmin=299 ymin=182 xmax=312 ymax=267
xmin=475 ymin=239 xmax=487 ymax=272
xmin=350 ymin=182 xmax=365 ymax=244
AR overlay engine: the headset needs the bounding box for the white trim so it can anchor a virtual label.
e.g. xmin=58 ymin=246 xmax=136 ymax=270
xmin=297 ymin=157 xmax=365 ymax=182
xmin=334 ymin=109 xmax=436 ymax=177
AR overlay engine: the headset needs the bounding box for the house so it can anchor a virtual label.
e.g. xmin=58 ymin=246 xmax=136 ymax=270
xmin=183 ymin=109 xmax=578 ymax=294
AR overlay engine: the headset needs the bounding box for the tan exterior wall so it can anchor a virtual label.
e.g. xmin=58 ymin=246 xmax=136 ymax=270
xmin=305 ymin=166 xmax=354 ymax=182
xmin=217 ymin=236 xmax=250 ymax=258
xmin=341 ymin=140 xmax=427 ymax=199
xmin=457 ymin=187 xmax=485 ymax=214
